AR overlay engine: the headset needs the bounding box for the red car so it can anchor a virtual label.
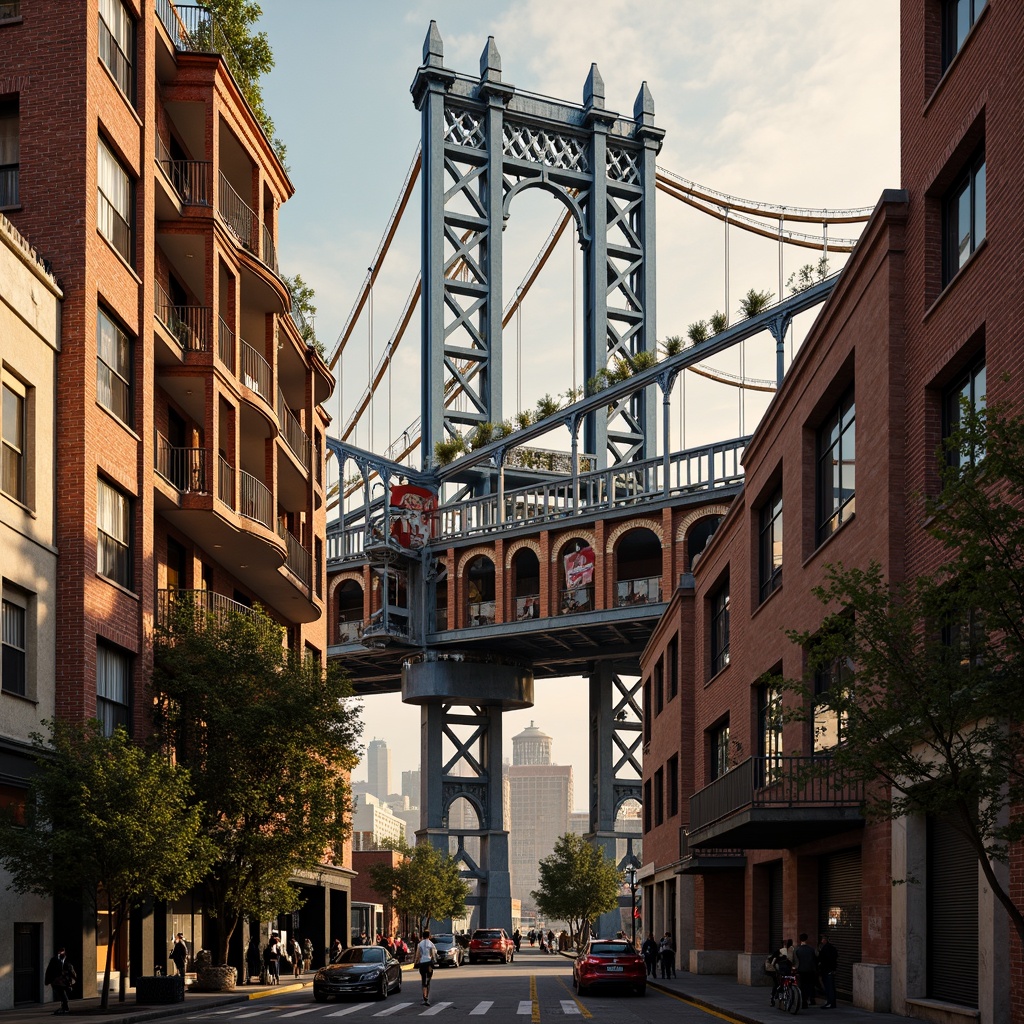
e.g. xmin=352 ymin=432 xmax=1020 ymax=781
xmin=572 ymin=939 xmax=646 ymax=996
xmin=468 ymin=928 xmax=515 ymax=964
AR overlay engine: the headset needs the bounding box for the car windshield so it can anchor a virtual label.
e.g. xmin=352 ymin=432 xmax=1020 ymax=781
xmin=433 ymin=935 xmax=456 ymax=947
xmin=336 ymin=948 xmax=384 ymax=964
xmin=589 ymin=943 xmax=634 ymax=956
xmin=474 ymin=930 xmax=503 ymax=939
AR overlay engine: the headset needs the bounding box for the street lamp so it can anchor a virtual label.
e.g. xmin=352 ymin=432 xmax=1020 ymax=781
xmin=626 ymin=865 xmax=639 ymax=947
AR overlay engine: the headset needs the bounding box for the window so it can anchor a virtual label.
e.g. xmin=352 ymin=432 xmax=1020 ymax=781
xmin=816 ymin=386 xmax=856 ymax=543
xmin=942 ymin=0 xmax=986 ymax=70
xmin=2 ymin=596 xmax=26 ymax=696
xmin=759 ymin=486 xmax=783 ymax=601
xmin=667 ymin=635 xmax=678 ymax=699
xmin=2 ymin=381 xmax=25 ymax=503
xmin=96 ymin=642 xmax=130 ymax=736
xmin=97 ymin=477 xmax=131 ymax=588
xmin=653 ymin=767 xmax=664 ymax=827
xmin=0 ymin=96 xmax=18 ymax=207
xmin=642 ymin=778 xmax=652 ymax=833
xmin=943 ymin=358 xmax=986 ymax=469
xmin=758 ymin=682 xmax=784 ymax=782
xmin=710 ymin=720 xmax=730 ymax=780
xmin=667 ymin=754 xmax=679 ymax=818
xmin=654 ymin=657 xmax=664 ymax=716
xmin=97 ymin=307 xmax=132 ymax=425
xmin=98 ymin=0 xmax=134 ymax=99
xmin=814 ymin=656 xmax=852 ymax=753
xmin=710 ymin=581 xmax=730 ymax=675
xmin=97 ymin=138 xmax=132 ymax=262
xmin=642 ymin=679 xmax=651 ymax=743
xmin=943 ymin=149 xmax=985 ymax=286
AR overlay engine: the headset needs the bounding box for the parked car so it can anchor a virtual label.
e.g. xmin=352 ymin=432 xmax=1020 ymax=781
xmin=468 ymin=927 xmax=515 ymax=964
xmin=572 ymin=939 xmax=646 ymax=996
xmin=432 ymin=932 xmax=464 ymax=968
xmin=313 ymin=947 xmax=403 ymax=1001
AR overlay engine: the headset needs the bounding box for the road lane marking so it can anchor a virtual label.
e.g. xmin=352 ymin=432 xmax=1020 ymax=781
xmin=652 ymin=986 xmax=747 ymax=1024
xmin=326 ymin=1005 xmax=372 ymax=1017
xmin=420 ymin=1001 xmax=451 ymax=1015
xmin=281 ymin=1008 xmax=323 ymax=1017
xmin=530 ymin=975 xmax=539 ymax=1024
xmin=469 ymin=1002 xmax=493 ymax=1015
xmin=554 ymin=976 xmax=591 ymax=1019
xmin=559 ymin=1001 xmax=580 ymax=1015
xmin=517 ymin=1001 xmax=532 ymax=1015
xmin=373 ymin=1003 xmax=413 ymax=1016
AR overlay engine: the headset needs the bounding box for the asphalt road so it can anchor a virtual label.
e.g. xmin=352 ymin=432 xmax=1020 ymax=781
xmin=177 ymin=952 xmax=742 ymax=1024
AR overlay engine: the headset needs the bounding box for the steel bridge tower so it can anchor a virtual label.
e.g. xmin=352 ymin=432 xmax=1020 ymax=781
xmin=403 ymin=24 xmax=661 ymax=933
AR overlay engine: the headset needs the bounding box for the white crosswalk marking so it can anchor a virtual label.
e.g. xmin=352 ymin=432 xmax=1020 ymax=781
xmin=559 ymin=1001 xmax=580 ymax=1015
xmin=326 ymin=1004 xmax=371 ymax=1017
xmin=281 ymin=1008 xmax=323 ymax=1017
xmin=373 ymin=1002 xmax=413 ymax=1016
xmin=468 ymin=1002 xmax=493 ymax=1015
xmin=516 ymin=1001 xmax=532 ymax=1015
xmin=420 ymin=1001 xmax=451 ymax=1015
xmin=232 ymin=1011 xmax=277 ymax=1019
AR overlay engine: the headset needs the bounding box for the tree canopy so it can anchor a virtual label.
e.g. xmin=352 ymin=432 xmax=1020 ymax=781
xmin=152 ymin=603 xmax=362 ymax=963
xmin=367 ymin=839 xmax=469 ymax=934
xmin=530 ymin=832 xmax=622 ymax=948
xmin=781 ymin=400 xmax=1024 ymax=944
xmin=0 ymin=722 xmax=211 ymax=1008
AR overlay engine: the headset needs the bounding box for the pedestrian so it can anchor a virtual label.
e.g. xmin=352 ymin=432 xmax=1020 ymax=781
xmin=329 ymin=938 xmax=343 ymax=964
xmin=817 ymin=933 xmax=838 ymax=1008
xmin=246 ymin=936 xmax=262 ymax=984
xmin=291 ymin=935 xmax=303 ymax=977
xmin=767 ymin=940 xmax=793 ymax=1007
xmin=265 ymin=933 xmax=281 ymax=984
xmin=793 ymin=933 xmax=817 ymax=1007
xmin=640 ymin=933 xmax=659 ymax=977
xmin=547 ymin=929 xmax=555 ymax=953
xmin=45 ymin=947 xmax=76 ymax=1015
xmin=513 ymin=928 xmax=521 ymax=952
xmin=659 ymin=932 xmax=676 ymax=978
xmin=528 ymin=928 xmax=536 ymax=946
xmin=170 ymin=932 xmax=188 ymax=981
xmin=303 ymin=937 xmax=314 ymax=971
xmin=415 ymin=929 xmax=438 ymax=1007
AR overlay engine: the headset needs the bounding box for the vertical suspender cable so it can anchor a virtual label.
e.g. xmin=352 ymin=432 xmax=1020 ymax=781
xmin=572 ymin=239 xmax=578 ymax=394
xmin=368 ymin=278 xmax=374 ymax=453
xmin=724 ymin=206 xmax=730 ymax=326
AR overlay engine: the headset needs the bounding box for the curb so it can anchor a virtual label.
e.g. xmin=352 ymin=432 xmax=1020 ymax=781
xmin=647 ymin=980 xmax=759 ymax=1024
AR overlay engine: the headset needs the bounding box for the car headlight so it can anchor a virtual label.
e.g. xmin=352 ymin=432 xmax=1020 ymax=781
xmin=314 ymin=970 xmax=326 ymax=981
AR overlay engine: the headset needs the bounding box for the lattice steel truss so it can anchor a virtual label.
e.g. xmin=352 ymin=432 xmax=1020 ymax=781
xmin=412 ymin=24 xmax=664 ymax=476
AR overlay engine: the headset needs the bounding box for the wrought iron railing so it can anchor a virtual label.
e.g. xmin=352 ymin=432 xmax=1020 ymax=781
xmin=154 ymin=279 xmax=210 ymax=352
xmin=277 ymin=388 xmax=311 ymax=468
xmin=240 ymin=339 xmax=272 ymax=403
xmin=155 ymin=588 xmax=277 ymax=638
xmin=218 ymin=455 xmax=234 ymax=507
xmin=155 ymin=434 xmax=207 ymax=492
xmin=262 ymin=222 xmax=278 ymax=275
xmin=218 ymin=170 xmax=258 ymax=252
xmin=688 ymin=755 xmax=864 ymax=835
xmin=98 ymin=190 xmax=131 ymax=262
xmin=98 ymin=13 xmax=133 ymax=97
xmin=155 ymin=1 xmax=239 ymax=68
xmin=279 ymin=526 xmax=311 ymax=586
xmin=239 ymin=470 xmax=272 ymax=529
xmin=615 ymin=575 xmax=662 ymax=607
xmin=505 ymin=446 xmax=596 ymax=474
xmin=217 ymin=315 xmax=234 ymax=369
xmin=155 ymin=138 xmax=212 ymax=207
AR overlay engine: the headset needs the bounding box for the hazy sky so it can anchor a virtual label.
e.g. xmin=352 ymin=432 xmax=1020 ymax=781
xmin=254 ymin=2 xmax=901 ymax=809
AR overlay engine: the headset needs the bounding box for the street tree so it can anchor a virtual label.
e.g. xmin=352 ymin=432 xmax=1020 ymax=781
xmin=367 ymin=839 xmax=470 ymax=934
xmin=781 ymin=400 xmax=1024 ymax=945
xmin=0 ymin=722 xmax=211 ymax=1008
xmin=152 ymin=603 xmax=362 ymax=965
xmin=531 ymin=832 xmax=622 ymax=948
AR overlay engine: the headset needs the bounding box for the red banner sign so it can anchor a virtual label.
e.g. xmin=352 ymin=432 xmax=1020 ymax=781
xmin=389 ymin=485 xmax=437 ymax=549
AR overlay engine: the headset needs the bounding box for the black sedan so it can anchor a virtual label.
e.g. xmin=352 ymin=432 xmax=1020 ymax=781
xmin=313 ymin=947 xmax=403 ymax=1001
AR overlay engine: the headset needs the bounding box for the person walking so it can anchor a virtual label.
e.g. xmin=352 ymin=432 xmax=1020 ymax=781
xmin=415 ymin=929 xmax=438 ymax=1006
xmin=303 ymin=937 xmax=314 ymax=971
xmin=265 ymin=933 xmax=281 ymax=984
xmin=291 ymin=935 xmax=303 ymax=977
xmin=659 ymin=932 xmax=676 ymax=979
xmin=817 ymin=933 xmax=838 ymax=1008
xmin=170 ymin=933 xmax=189 ymax=982
xmin=793 ymin=933 xmax=818 ymax=1008
xmin=44 ymin=947 xmax=76 ymax=1015
xmin=640 ymin=933 xmax=659 ymax=977
xmin=329 ymin=938 xmax=343 ymax=964
xmin=513 ymin=928 xmax=521 ymax=953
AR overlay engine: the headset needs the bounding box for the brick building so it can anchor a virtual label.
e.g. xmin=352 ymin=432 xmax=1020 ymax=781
xmin=0 ymin=0 xmax=339 ymax=1005
xmin=640 ymin=3 xmax=1022 ymax=1022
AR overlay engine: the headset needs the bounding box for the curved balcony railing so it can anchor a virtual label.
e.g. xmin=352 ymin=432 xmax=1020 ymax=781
xmin=262 ymin=222 xmax=278 ymax=275
xmin=218 ymin=170 xmax=258 ymax=253
xmin=155 ymin=280 xmax=210 ymax=352
xmin=155 ymin=434 xmax=207 ymax=493
xmin=240 ymin=339 xmax=272 ymax=404
xmin=217 ymin=315 xmax=235 ymax=369
xmin=279 ymin=526 xmax=311 ymax=586
xmin=156 ymin=588 xmax=279 ymax=640
xmin=218 ymin=454 xmax=234 ymax=507
xmin=277 ymin=388 xmax=311 ymax=468
xmin=239 ymin=470 xmax=272 ymax=529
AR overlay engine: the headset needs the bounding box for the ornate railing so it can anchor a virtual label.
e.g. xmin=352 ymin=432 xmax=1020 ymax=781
xmin=277 ymin=388 xmax=310 ymax=468
xmin=615 ymin=575 xmax=662 ymax=607
xmin=218 ymin=171 xmax=258 ymax=252
xmin=240 ymin=339 xmax=272 ymax=403
xmin=155 ymin=434 xmax=207 ymax=492
xmin=239 ymin=470 xmax=272 ymax=529
xmin=154 ymin=279 xmax=210 ymax=352
xmin=688 ymin=755 xmax=865 ymax=835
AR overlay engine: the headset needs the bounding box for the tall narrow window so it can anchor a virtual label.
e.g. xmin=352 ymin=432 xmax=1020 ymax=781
xmin=654 ymin=656 xmax=664 ymax=716
xmin=97 ymin=477 xmax=131 ymax=588
xmin=814 ymin=657 xmax=852 ymax=753
xmin=653 ymin=767 xmax=664 ymax=827
xmin=816 ymin=386 xmax=856 ymax=543
xmin=667 ymin=635 xmax=678 ymax=699
xmin=710 ymin=720 xmax=730 ymax=780
xmin=710 ymin=582 xmax=730 ymax=675
xmin=667 ymin=754 xmax=679 ymax=818
xmin=97 ymin=307 xmax=132 ymax=425
xmin=758 ymin=682 xmax=784 ymax=783
xmin=0 ymin=96 xmax=18 ymax=207
xmin=942 ymin=0 xmax=987 ymax=70
xmin=943 ymin=149 xmax=986 ymax=286
xmin=98 ymin=138 xmax=132 ymax=262
xmin=759 ymin=486 xmax=783 ymax=601
xmin=943 ymin=358 xmax=986 ymax=470
xmin=98 ymin=0 xmax=134 ymax=98
xmin=2 ymin=381 xmax=25 ymax=503
xmin=2 ymin=597 xmax=26 ymax=697
xmin=96 ymin=642 xmax=130 ymax=736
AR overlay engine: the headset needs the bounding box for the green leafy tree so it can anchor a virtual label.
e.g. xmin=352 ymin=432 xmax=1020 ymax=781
xmin=531 ymin=833 xmax=622 ymax=949
xmin=780 ymin=401 xmax=1024 ymax=945
xmin=367 ymin=839 xmax=469 ymax=933
xmin=152 ymin=604 xmax=362 ymax=965
xmin=0 ymin=722 xmax=212 ymax=1008
xmin=283 ymin=273 xmax=320 ymax=352
xmin=738 ymin=287 xmax=774 ymax=317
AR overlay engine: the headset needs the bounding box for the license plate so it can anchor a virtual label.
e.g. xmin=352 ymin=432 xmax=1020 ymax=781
xmin=607 ymin=966 xmax=623 ymax=972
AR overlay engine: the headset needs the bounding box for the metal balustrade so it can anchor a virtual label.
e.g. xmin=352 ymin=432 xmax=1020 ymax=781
xmin=218 ymin=171 xmax=258 ymax=252
xmin=217 ymin=315 xmax=235 ymax=369
xmin=155 ymin=434 xmax=207 ymax=492
xmin=615 ymin=575 xmax=663 ymax=607
xmin=279 ymin=526 xmax=311 ymax=585
xmin=154 ymin=280 xmax=211 ymax=352
xmin=156 ymin=588 xmax=277 ymax=638
xmin=155 ymin=138 xmax=212 ymax=207
xmin=240 ymin=339 xmax=272 ymax=403
xmin=277 ymin=388 xmax=311 ymax=467
xmin=239 ymin=470 xmax=272 ymax=529
xmin=262 ymin=222 xmax=278 ymax=275
xmin=155 ymin=1 xmax=239 ymax=66
xmin=218 ymin=455 xmax=234 ymax=507
xmin=688 ymin=755 xmax=865 ymax=835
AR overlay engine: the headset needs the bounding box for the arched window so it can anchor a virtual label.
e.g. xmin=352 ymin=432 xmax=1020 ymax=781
xmin=687 ymin=515 xmax=723 ymax=570
xmin=512 ymin=548 xmax=540 ymax=619
xmin=614 ymin=528 xmax=662 ymax=606
xmin=336 ymin=579 xmax=363 ymax=643
xmin=466 ymin=555 xmax=495 ymax=626
xmin=559 ymin=538 xmax=595 ymax=614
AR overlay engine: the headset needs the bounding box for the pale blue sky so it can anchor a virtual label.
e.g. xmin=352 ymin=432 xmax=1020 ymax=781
xmin=254 ymin=2 xmax=901 ymax=805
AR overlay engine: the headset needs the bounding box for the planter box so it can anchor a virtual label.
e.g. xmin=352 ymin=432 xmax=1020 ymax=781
xmin=135 ymin=975 xmax=184 ymax=1004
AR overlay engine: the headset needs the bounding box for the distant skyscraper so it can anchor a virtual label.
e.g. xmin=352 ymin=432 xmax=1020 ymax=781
xmin=512 ymin=721 xmax=553 ymax=765
xmin=402 ymin=769 xmax=421 ymax=807
xmin=366 ymin=738 xmax=392 ymax=800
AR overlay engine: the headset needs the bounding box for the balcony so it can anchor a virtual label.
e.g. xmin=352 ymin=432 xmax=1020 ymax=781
xmin=156 ymin=587 xmax=278 ymax=638
xmin=218 ymin=454 xmax=234 ymax=507
xmin=615 ymin=575 xmax=662 ymax=607
xmin=240 ymin=338 xmax=272 ymax=405
xmin=217 ymin=172 xmax=279 ymax=277
xmin=217 ymin=315 xmax=235 ymax=369
xmin=277 ymin=387 xmax=310 ymax=468
xmin=155 ymin=280 xmax=211 ymax=353
xmin=686 ymin=755 xmax=864 ymax=850
xmin=155 ymin=434 xmax=207 ymax=493
xmin=559 ymin=586 xmax=593 ymax=615
xmin=677 ymin=828 xmax=746 ymax=874
xmin=468 ymin=600 xmax=496 ymax=627
xmin=239 ymin=470 xmax=273 ymax=529
xmin=337 ymin=616 xmax=366 ymax=644
xmin=155 ymin=1 xmax=238 ymax=64
xmin=279 ymin=526 xmax=311 ymax=587
xmin=156 ymin=137 xmax=212 ymax=208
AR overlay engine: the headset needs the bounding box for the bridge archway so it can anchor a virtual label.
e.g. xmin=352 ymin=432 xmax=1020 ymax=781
xmin=509 ymin=545 xmax=540 ymax=620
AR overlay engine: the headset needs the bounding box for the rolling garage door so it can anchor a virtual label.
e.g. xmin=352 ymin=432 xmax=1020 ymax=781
xmin=768 ymin=861 xmax=784 ymax=953
xmin=818 ymin=848 xmax=861 ymax=1001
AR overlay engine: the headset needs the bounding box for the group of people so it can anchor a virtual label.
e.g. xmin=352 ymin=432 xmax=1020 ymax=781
xmin=246 ymin=932 xmax=314 ymax=985
xmin=640 ymin=932 xmax=676 ymax=978
xmin=767 ymin=933 xmax=839 ymax=1009
xmin=525 ymin=927 xmax=560 ymax=952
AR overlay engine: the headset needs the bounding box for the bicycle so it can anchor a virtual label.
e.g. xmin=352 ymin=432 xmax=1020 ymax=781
xmin=776 ymin=971 xmax=802 ymax=1014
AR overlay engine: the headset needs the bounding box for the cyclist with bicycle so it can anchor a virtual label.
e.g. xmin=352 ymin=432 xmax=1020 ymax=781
xmin=767 ymin=939 xmax=794 ymax=1007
